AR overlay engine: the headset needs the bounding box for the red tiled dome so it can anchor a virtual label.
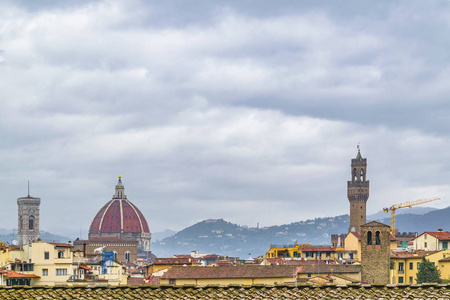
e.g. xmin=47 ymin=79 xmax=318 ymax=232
xmin=89 ymin=177 xmax=150 ymax=234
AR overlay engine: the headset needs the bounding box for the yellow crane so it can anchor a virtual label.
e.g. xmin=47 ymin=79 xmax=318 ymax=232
xmin=383 ymin=197 xmax=440 ymax=235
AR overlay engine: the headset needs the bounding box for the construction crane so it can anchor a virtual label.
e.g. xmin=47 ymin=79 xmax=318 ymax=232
xmin=383 ymin=197 xmax=440 ymax=235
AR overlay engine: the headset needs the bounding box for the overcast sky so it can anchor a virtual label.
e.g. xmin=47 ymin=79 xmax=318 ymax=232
xmin=1 ymin=0 xmax=450 ymax=239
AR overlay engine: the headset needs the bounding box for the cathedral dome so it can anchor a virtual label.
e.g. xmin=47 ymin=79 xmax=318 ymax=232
xmin=89 ymin=176 xmax=150 ymax=235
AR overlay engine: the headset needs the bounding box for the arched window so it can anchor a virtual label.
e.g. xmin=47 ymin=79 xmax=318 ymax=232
xmin=29 ymin=216 xmax=35 ymax=230
xmin=360 ymin=169 xmax=365 ymax=182
xmin=113 ymin=251 xmax=118 ymax=261
xmin=58 ymin=251 xmax=64 ymax=258
xmin=375 ymin=231 xmax=381 ymax=245
xmin=353 ymin=168 xmax=357 ymax=181
xmin=367 ymin=231 xmax=372 ymax=245
xmin=125 ymin=251 xmax=130 ymax=262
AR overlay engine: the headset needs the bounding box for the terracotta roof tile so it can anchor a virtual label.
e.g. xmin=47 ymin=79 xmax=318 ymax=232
xmin=48 ymin=242 xmax=73 ymax=247
xmin=391 ymin=250 xmax=441 ymax=258
xmin=152 ymin=258 xmax=192 ymax=265
xmin=162 ymin=265 xmax=303 ymax=280
xmin=298 ymin=264 xmax=361 ymax=274
xmin=3 ymin=270 xmax=40 ymax=278
xmin=0 ymin=284 xmax=449 ymax=298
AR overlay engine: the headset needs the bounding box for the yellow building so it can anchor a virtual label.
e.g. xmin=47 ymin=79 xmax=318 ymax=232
xmin=265 ymin=243 xmax=335 ymax=260
xmin=296 ymin=264 xmax=361 ymax=284
xmin=22 ymin=241 xmax=74 ymax=286
xmin=413 ymin=230 xmax=450 ymax=251
xmin=147 ymin=257 xmax=195 ymax=277
xmin=335 ymin=232 xmax=397 ymax=263
xmin=1 ymin=241 xmax=126 ymax=286
xmin=390 ymin=249 xmax=450 ymax=284
xmin=72 ymin=252 xmax=127 ymax=286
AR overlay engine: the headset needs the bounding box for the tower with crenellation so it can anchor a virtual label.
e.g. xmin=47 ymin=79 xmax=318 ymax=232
xmin=347 ymin=145 xmax=369 ymax=233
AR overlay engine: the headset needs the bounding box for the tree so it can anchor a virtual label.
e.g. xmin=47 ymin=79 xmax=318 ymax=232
xmin=416 ymin=257 xmax=442 ymax=284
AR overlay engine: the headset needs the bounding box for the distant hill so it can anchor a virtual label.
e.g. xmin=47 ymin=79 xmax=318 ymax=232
xmin=151 ymin=215 xmax=350 ymax=257
xmin=0 ymin=230 xmax=71 ymax=245
xmin=372 ymin=206 xmax=450 ymax=233
xmin=151 ymin=206 xmax=450 ymax=258
xmin=153 ymin=229 xmax=177 ymax=241
xmin=367 ymin=206 xmax=437 ymax=221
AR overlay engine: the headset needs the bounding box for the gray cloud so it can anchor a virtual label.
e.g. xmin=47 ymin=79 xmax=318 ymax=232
xmin=0 ymin=1 xmax=449 ymax=241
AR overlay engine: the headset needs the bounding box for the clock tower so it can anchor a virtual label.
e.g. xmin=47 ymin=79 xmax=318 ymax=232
xmin=347 ymin=145 xmax=369 ymax=233
xmin=17 ymin=190 xmax=41 ymax=246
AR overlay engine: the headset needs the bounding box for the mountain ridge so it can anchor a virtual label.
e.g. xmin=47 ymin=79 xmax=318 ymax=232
xmin=151 ymin=206 xmax=450 ymax=257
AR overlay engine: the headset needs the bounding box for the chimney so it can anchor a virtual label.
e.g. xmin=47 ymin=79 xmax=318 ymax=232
xmin=438 ymin=229 xmax=443 ymax=232
xmin=68 ymin=241 xmax=72 ymax=245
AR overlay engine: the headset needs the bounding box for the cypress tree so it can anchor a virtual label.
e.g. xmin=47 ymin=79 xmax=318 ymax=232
xmin=416 ymin=257 xmax=442 ymax=284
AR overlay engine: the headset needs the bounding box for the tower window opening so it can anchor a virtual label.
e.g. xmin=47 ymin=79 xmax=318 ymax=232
xmin=367 ymin=231 xmax=372 ymax=245
xmin=353 ymin=168 xmax=357 ymax=181
xmin=28 ymin=216 xmax=35 ymax=230
xmin=375 ymin=231 xmax=381 ymax=245
xmin=360 ymin=169 xmax=365 ymax=182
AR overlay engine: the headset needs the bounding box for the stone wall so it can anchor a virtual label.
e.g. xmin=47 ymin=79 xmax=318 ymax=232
xmin=361 ymin=221 xmax=391 ymax=284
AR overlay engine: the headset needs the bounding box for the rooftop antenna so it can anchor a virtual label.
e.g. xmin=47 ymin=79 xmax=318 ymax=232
xmin=28 ymin=180 xmax=30 ymax=197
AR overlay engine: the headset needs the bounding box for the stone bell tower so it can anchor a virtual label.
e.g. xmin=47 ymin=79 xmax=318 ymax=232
xmin=347 ymin=145 xmax=369 ymax=233
xmin=17 ymin=184 xmax=41 ymax=246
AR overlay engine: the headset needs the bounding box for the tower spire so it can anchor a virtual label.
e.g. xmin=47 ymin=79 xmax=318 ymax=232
xmin=356 ymin=144 xmax=362 ymax=160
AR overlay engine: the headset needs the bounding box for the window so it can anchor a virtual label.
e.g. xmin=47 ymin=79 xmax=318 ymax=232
xmin=443 ymin=242 xmax=448 ymax=250
xmin=169 ymin=279 xmax=176 ymax=285
xmin=375 ymin=231 xmax=381 ymax=245
xmin=367 ymin=231 xmax=372 ymax=245
xmin=44 ymin=252 xmax=49 ymax=260
xmin=409 ymin=262 xmax=413 ymax=270
xmin=125 ymin=252 xmax=131 ymax=262
xmin=113 ymin=251 xmax=118 ymax=261
xmin=398 ymin=262 xmax=404 ymax=274
xmin=58 ymin=251 xmax=64 ymax=258
xmin=425 ymin=234 xmax=427 ymax=240
xmin=307 ymin=274 xmax=311 ymax=278
xmin=409 ymin=277 xmax=413 ymax=284
xmin=417 ymin=262 xmax=421 ymax=269
xmin=431 ymin=262 xmax=435 ymax=267
xmin=349 ymin=253 xmax=354 ymax=259
xmin=56 ymin=269 xmax=67 ymax=276
xmin=424 ymin=242 xmax=427 ymax=248
xmin=326 ymin=252 xmax=331 ymax=258
xmin=42 ymin=269 xmax=48 ymax=276
xmin=398 ymin=276 xmax=404 ymax=284
xmin=23 ymin=264 xmax=33 ymax=271
xmin=29 ymin=216 xmax=35 ymax=230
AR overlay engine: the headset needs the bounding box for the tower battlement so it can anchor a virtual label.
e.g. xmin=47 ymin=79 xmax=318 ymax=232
xmin=347 ymin=146 xmax=369 ymax=233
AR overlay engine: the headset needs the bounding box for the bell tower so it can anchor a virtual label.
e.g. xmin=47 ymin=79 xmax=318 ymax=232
xmin=17 ymin=184 xmax=41 ymax=246
xmin=347 ymin=145 xmax=369 ymax=233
